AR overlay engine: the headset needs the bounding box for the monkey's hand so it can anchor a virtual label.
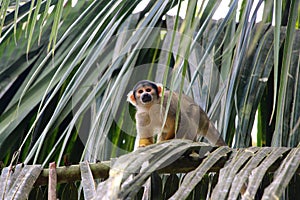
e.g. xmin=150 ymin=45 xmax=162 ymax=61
xmin=138 ymin=137 xmax=154 ymax=147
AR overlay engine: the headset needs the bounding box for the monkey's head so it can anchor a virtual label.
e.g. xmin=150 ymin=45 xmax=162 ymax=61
xmin=127 ymin=80 xmax=163 ymax=107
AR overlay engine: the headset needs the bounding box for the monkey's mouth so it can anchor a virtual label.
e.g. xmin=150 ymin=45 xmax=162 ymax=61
xmin=141 ymin=94 xmax=152 ymax=104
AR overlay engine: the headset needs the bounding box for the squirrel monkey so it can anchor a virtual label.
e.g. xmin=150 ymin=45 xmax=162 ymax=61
xmin=127 ymin=80 xmax=227 ymax=147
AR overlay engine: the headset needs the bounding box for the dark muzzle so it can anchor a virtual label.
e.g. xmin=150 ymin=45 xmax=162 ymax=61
xmin=141 ymin=93 xmax=152 ymax=103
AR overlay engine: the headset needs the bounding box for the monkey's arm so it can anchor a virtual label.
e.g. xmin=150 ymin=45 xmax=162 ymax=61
xmin=135 ymin=112 xmax=155 ymax=147
xmin=136 ymin=125 xmax=154 ymax=147
xmin=157 ymin=115 xmax=176 ymax=142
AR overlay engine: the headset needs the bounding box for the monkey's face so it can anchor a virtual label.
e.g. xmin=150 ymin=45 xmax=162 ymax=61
xmin=127 ymin=80 xmax=163 ymax=107
xmin=135 ymin=86 xmax=157 ymax=105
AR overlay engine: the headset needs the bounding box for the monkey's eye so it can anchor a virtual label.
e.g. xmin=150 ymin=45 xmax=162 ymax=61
xmin=138 ymin=90 xmax=143 ymax=94
xmin=145 ymin=88 xmax=151 ymax=92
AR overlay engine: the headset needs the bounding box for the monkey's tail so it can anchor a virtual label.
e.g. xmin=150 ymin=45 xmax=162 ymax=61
xmin=206 ymin=121 xmax=227 ymax=146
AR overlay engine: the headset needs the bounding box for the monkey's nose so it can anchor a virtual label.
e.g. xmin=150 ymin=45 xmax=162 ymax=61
xmin=141 ymin=93 xmax=152 ymax=103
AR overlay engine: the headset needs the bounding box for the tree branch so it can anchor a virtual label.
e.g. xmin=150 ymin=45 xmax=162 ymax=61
xmin=33 ymin=147 xmax=296 ymax=187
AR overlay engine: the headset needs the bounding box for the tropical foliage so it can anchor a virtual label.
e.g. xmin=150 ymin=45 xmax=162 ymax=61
xmin=0 ymin=0 xmax=300 ymax=199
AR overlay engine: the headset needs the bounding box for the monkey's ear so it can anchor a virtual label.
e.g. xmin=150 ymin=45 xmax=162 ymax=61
xmin=156 ymin=83 xmax=164 ymax=97
xmin=127 ymin=91 xmax=137 ymax=106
